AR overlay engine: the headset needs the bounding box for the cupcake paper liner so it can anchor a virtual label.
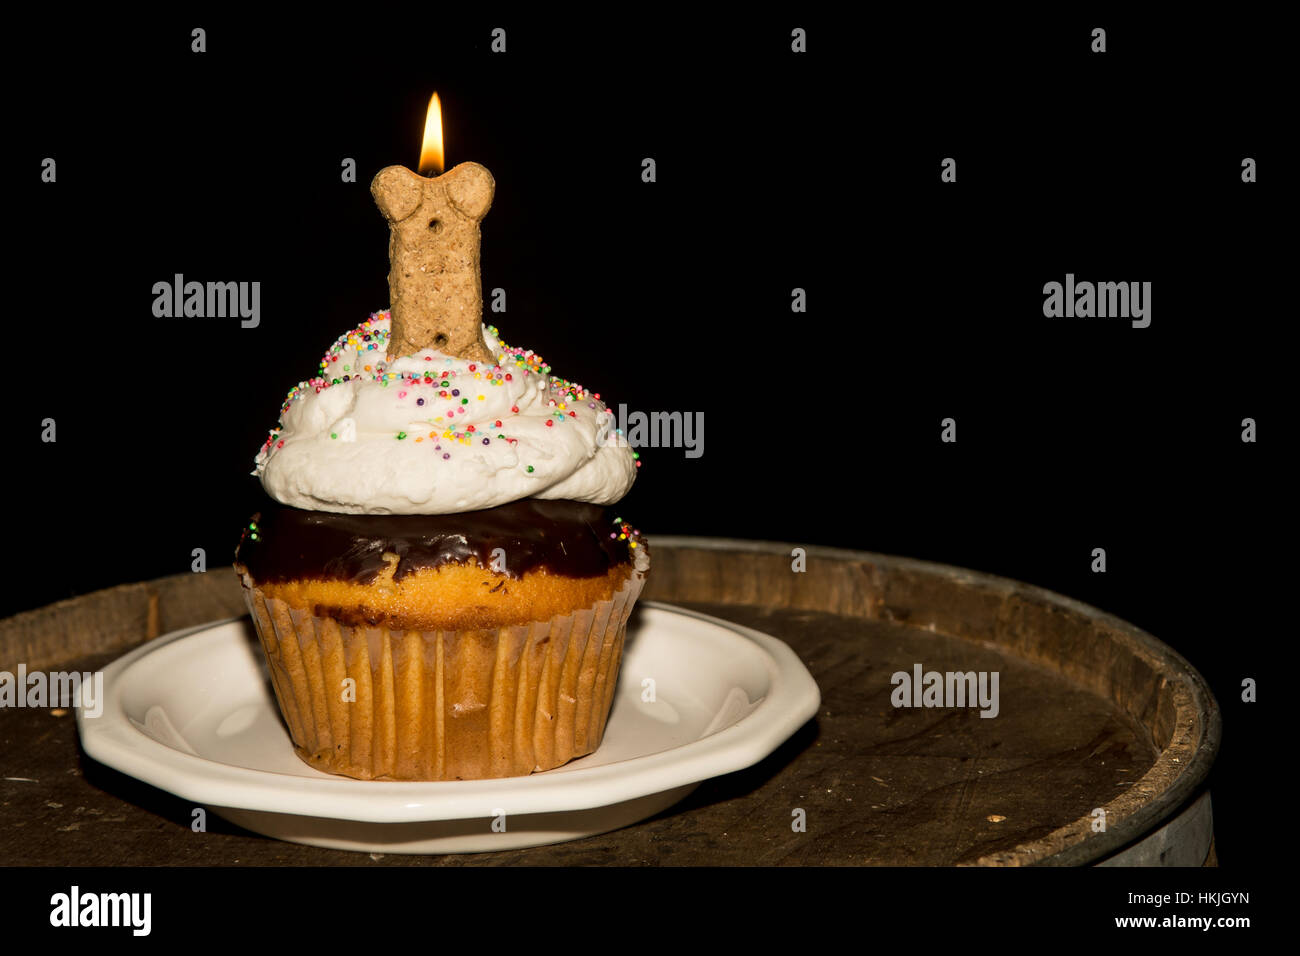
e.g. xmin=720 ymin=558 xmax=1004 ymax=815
xmin=239 ymin=566 xmax=646 ymax=781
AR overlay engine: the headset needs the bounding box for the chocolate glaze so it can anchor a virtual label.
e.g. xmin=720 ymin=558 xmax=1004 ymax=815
xmin=235 ymin=498 xmax=633 ymax=585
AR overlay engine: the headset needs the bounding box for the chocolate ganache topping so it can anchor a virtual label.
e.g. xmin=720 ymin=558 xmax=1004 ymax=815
xmin=236 ymin=497 xmax=638 ymax=585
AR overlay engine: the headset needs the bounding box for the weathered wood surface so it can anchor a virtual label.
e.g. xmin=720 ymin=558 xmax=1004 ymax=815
xmin=0 ymin=539 xmax=1219 ymax=865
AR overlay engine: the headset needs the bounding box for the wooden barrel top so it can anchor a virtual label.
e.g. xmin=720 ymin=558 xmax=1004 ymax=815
xmin=0 ymin=537 xmax=1219 ymax=866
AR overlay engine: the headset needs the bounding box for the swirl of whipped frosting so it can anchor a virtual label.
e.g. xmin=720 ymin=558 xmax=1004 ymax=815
xmin=254 ymin=312 xmax=637 ymax=514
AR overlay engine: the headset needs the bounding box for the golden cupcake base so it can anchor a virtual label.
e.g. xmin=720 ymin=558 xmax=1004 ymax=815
xmin=240 ymin=567 xmax=646 ymax=781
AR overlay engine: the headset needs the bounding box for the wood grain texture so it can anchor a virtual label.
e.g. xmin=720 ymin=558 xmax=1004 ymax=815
xmin=0 ymin=539 xmax=1219 ymax=866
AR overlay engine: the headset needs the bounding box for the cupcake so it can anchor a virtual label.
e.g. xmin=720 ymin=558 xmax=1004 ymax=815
xmin=234 ymin=311 xmax=648 ymax=780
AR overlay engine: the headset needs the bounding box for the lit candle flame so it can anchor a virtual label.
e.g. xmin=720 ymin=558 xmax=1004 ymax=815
xmin=418 ymin=92 xmax=444 ymax=177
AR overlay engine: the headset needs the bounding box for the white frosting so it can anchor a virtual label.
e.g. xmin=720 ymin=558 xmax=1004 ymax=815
xmin=254 ymin=313 xmax=637 ymax=514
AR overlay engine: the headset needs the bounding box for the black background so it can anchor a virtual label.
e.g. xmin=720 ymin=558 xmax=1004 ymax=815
xmin=5 ymin=6 xmax=1283 ymax=906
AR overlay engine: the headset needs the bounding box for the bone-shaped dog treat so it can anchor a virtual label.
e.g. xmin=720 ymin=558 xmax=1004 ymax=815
xmin=371 ymin=162 xmax=495 ymax=363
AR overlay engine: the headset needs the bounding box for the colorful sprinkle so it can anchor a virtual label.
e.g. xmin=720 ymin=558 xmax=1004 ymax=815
xmin=256 ymin=309 xmax=643 ymax=477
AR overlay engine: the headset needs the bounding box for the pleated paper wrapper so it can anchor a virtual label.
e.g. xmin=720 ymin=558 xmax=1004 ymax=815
xmin=240 ymin=565 xmax=646 ymax=781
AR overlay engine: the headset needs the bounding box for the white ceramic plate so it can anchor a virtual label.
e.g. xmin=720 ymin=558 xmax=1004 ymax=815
xmin=77 ymin=602 xmax=820 ymax=854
